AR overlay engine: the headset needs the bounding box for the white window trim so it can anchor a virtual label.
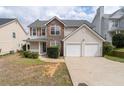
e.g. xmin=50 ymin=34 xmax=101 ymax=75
xmin=31 ymin=27 xmax=46 ymax=37
xmin=50 ymin=25 xmax=61 ymax=36
xmin=50 ymin=40 xmax=59 ymax=47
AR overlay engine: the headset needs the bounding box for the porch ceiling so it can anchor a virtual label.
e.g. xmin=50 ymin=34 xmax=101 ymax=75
xmin=26 ymin=38 xmax=48 ymax=42
xmin=109 ymin=28 xmax=124 ymax=32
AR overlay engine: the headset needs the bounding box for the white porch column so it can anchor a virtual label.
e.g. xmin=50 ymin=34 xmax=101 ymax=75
xmin=38 ymin=41 xmax=40 ymax=55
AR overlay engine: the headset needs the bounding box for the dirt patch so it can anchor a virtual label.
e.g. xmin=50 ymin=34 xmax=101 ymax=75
xmin=43 ymin=63 xmax=60 ymax=77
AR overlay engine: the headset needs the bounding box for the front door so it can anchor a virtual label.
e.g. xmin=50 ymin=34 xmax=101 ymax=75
xmin=43 ymin=42 xmax=46 ymax=52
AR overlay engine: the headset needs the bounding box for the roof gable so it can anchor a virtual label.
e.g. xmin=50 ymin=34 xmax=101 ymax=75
xmin=45 ymin=16 xmax=66 ymax=26
xmin=110 ymin=8 xmax=124 ymax=19
xmin=63 ymin=24 xmax=105 ymax=41
xmin=28 ymin=19 xmax=47 ymax=28
xmin=0 ymin=18 xmax=27 ymax=35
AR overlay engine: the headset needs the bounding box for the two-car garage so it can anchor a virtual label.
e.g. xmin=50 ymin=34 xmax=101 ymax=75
xmin=63 ymin=24 xmax=105 ymax=57
xmin=66 ymin=43 xmax=99 ymax=57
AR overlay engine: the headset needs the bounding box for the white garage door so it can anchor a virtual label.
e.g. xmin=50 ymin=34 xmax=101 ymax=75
xmin=66 ymin=44 xmax=81 ymax=56
xmin=84 ymin=44 xmax=99 ymax=56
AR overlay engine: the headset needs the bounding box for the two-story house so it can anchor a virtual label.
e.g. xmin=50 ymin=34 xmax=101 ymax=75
xmin=26 ymin=16 xmax=105 ymax=57
xmin=0 ymin=18 xmax=27 ymax=55
xmin=92 ymin=6 xmax=124 ymax=42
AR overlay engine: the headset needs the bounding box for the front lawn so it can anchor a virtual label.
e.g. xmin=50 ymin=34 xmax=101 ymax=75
xmin=104 ymin=55 xmax=124 ymax=63
xmin=0 ymin=53 xmax=72 ymax=85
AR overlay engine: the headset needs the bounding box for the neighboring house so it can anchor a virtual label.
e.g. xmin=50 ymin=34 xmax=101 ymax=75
xmin=0 ymin=18 xmax=27 ymax=55
xmin=27 ymin=16 xmax=105 ymax=57
xmin=92 ymin=6 xmax=124 ymax=42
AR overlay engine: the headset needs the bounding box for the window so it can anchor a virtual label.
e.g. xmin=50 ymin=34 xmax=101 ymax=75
xmin=112 ymin=20 xmax=119 ymax=27
xmin=51 ymin=27 xmax=56 ymax=35
xmin=42 ymin=28 xmax=45 ymax=35
xmin=56 ymin=26 xmax=60 ymax=35
xmin=50 ymin=41 xmax=56 ymax=46
xmin=51 ymin=25 xmax=61 ymax=35
xmin=12 ymin=32 xmax=16 ymax=38
xmin=33 ymin=28 xmax=36 ymax=36
xmin=50 ymin=41 xmax=60 ymax=47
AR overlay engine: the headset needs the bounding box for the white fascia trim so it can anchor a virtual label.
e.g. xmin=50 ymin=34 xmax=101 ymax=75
xmin=16 ymin=19 xmax=28 ymax=35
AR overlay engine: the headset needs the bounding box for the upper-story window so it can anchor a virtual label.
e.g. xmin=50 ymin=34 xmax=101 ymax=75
xmin=33 ymin=28 xmax=36 ymax=36
xmin=112 ymin=20 xmax=119 ymax=27
xmin=12 ymin=32 xmax=16 ymax=38
xmin=42 ymin=28 xmax=45 ymax=35
xmin=51 ymin=25 xmax=61 ymax=35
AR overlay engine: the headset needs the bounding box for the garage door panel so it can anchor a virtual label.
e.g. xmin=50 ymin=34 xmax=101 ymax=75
xmin=66 ymin=44 xmax=81 ymax=56
xmin=84 ymin=44 xmax=99 ymax=56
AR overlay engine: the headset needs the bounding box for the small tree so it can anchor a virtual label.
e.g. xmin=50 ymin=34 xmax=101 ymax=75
xmin=112 ymin=34 xmax=124 ymax=48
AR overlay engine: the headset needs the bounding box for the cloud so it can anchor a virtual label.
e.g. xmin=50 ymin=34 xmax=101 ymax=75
xmin=0 ymin=6 xmax=121 ymax=32
xmin=104 ymin=6 xmax=121 ymax=14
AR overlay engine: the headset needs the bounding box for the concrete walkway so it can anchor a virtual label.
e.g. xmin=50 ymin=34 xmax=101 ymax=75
xmin=39 ymin=56 xmax=64 ymax=63
xmin=65 ymin=57 xmax=124 ymax=86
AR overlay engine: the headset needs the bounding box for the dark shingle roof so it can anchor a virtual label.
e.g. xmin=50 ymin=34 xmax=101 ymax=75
xmin=0 ymin=18 xmax=15 ymax=26
xmin=28 ymin=19 xmax=94 ymax=28
xmin=103 ymin=14 xmax=111 ymax=18
xmin=62 ymin=20 xmax=94 ymax=28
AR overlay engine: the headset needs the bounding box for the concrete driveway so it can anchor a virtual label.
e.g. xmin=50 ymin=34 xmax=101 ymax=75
xmin=65 ymin=57 xmax=124 ymax=86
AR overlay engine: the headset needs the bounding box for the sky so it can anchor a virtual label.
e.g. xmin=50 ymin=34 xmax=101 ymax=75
xmin=0 ymin=6 xmax=122 ymax=32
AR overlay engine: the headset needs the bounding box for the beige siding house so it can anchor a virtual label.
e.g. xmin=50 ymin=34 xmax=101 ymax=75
xmin=0 ymin=18 xmax=27 ymax=55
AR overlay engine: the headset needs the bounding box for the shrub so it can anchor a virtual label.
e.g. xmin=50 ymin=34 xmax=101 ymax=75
xmin=23 ymin=51 xmax=29 ymax=57
xmin=10 ymin=50 xmax=14 ymax=54
xmin=47 ymin=46 xmax=60 ymax=58
xmin=111 ymin=50 xmax=124 ymax=58
xmin=103 ymin=42 xmax=113 ymax=56
xmin=112 ymin=34 xmax=124 ymax=48
xmin=22 ymin=51 xmax=39 ymax=59
xmin=31 ymin=52 xmax=39 ymax=59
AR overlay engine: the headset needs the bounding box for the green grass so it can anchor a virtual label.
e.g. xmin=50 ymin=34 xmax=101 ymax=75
xmin=104 ymin=55 xmax=124 ymax=63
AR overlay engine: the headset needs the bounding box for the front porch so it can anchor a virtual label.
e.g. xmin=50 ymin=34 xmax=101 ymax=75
xmin=107 ymin=30 xmax=124 ymax=42
xmin=26 ymin=38 xmax=47 ymax=55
